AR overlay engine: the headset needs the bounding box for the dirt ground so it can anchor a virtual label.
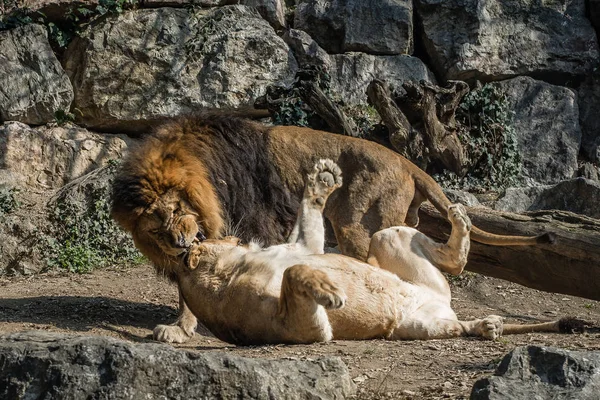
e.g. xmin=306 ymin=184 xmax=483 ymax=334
xmin=1 ymin=264 xmax=599 ymax=399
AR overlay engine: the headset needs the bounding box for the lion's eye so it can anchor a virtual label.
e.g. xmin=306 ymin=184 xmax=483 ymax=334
xmin=149 ymin=229 xmax=160 ymax=235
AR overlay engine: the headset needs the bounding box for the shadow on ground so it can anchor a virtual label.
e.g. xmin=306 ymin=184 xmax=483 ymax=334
xmin=0 ymin=296 xmax=177 ymax=339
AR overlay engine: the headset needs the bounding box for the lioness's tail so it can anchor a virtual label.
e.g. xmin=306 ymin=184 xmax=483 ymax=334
xmin=502 ymin=317 xmax=592 ymax=335
xmin=413 ymin=172 xmax=554 ymax=246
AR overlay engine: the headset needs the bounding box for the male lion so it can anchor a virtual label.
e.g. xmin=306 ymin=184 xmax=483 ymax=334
xmin=174 ymin=159 xmax=579 ymax=345
xmin=111 ymin=113 xmax=554 ymax=343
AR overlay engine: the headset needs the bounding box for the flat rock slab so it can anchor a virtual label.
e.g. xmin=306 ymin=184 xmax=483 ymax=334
xmin=495 ymin=178 xmax=600 ymax=219
xmin=0 ymin=331 xmax=355 ymax=399
xmin=294 ymin=0 xmax=413 ymax=55
xmin=471 ymin=346 xmax=600 ymax=399
xmin=415 ymin=0 xmax=599 ymax=83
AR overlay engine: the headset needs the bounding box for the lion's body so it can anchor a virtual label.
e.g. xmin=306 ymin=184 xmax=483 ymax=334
xmin=175 ymin=160 xmax=571 ymax=345
xmin=111 ymin=114 xmax=553 ymax=343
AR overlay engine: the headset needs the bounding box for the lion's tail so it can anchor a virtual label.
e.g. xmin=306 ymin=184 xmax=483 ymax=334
xmin=413 ymin=171 xmax=554 ymax=246
xmin=501 ymin=317 xmax=592 ymax=335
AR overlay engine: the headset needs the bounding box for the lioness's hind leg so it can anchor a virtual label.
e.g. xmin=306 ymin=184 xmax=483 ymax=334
xmin=278 ymin=264 xmax=346 ymax=343
xmin=427 ymin=203 xmax=472 ymax=276
xmin=288 ymin=159 xmax=342 ymax=254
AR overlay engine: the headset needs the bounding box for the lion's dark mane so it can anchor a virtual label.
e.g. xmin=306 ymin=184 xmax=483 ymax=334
xmin=113 ymin=113 xmax=299 ymax=245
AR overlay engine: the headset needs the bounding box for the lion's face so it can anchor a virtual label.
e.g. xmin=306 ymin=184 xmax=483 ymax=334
xmin=134 ymin=191 xmax=206 ymax=258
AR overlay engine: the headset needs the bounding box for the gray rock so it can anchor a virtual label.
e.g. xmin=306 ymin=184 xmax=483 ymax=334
xmin=470 ymin=346 xmax=600 ymax=399
xmin=0 ymin=121 xmax=129 ymax=190
xmin=578 ymin=163 xmax=599 ymax=181
xmin=494 ymin=76 xmax=581 ymax=184
xmin=495 ymin=178 xmax=600 ymax=219
xmin=0 ymin=331 xmax=355 ymax=399
xmin=0 ymin=24 xmax=73 ymax=125
xmin=294 ymin=0 xmax=413 ymax=55
xmin=443 ymin=189 xmax=480 ymax=207
xmin=242 ymin=0 xmax=287 ymax=29
xmin=415 ymin=0 xmax=599 ymax=83
xmin=578 ymin=71 xmax=600 ymax=162
xmin=63 ymin=6 xmax=297 ymax=133
xmin=284 ymin=29 xmax=436 ymax=105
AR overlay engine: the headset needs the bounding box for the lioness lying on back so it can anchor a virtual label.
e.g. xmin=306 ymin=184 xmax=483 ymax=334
xmin=175 ymin=160 xmax=583 ymax=344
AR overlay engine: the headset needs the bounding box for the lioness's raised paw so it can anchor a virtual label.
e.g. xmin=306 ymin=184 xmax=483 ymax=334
xmin=448 ymin=203 xmax=472 ymax=233
xmin=153 ymin=324 xmax=194 ymax=343
xmin=306 ymin=159 xmax=342 ymax=207
xmin=476 ymin=315 xmax=504 ymax=340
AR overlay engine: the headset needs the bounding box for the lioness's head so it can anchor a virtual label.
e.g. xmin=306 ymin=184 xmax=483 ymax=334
xmin=111 ymin=123 xmax=225 ymax=277
xmin=182 ymin=237 xmax=241 ymax=271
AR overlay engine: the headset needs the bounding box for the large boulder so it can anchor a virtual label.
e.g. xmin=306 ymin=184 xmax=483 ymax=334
xmin=0 ymin=331 xmax=355 ymax=399
xmin=414 ymin=0 xmax=599 ymax=83
xmin=294 ymin=0 xmax=413 ymax=55
xmin=471 ymin=346 xmax=600 ymax=399
xmin=284 ymin=29 xmax=435 ymax=105
xmin=63 ymin=5 xmax=297 ymax=133
xmin=495 ymin=178 xmax=600 ymax=219
xmin=0 ymin=122 xmax=128 ymax=190
xmin=494 ymin=76 xmax=581 ymax=184
xmin=0 ymin=24 xmax=73 ymax=125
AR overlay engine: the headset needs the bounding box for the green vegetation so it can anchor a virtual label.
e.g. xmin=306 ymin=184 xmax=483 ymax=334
xmin=0 ymin=187 xmax=20 ymax=216
xmin=45 ymin=162 xmax=143 ymax=274
xmin=53 ymin=109 xmax=76 ymax=125
xmin=436 ymin=84 xmax=522 ymax=192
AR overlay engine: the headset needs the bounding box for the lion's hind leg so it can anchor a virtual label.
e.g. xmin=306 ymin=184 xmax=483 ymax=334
xmin=288 ymin=159 xmax=342 ymax=254
xmin=277 ymin=264 xmax=346 ymax=343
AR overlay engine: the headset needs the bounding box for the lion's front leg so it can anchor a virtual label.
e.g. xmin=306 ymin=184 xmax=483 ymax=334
xmin=287 ymin=159 xmax=342 ymax=254
xmin=277 ymin=264 xmax=346 ymax=343
xmin=153 ymin=287 xmax=198 ymax=344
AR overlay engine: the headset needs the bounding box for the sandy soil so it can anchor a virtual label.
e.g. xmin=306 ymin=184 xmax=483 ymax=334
xmin=1 ymin=265 xmax=599 ymax=399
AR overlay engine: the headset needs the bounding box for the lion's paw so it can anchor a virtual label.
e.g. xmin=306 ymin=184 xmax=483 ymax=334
xmin=153 ymin=324 xmax=194 ymax=344
xmin=310 ymin=279 xmax=347 ymax=310
xmin=476 ymin=315 xmax=504 ymax=340
xmin=306 ymin=159 xmax=342 ymax=206
xmin=448 ymin=204 xmax=472 ymax=233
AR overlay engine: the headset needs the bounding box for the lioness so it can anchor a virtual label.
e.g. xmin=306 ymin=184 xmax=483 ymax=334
xmin=111 ymin=114 xmax=554 ymax=343
xmin=175 ymin=160 xmax=579 ymax=345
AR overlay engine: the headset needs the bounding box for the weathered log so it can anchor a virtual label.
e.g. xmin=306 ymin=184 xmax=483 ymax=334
xmin=297 ymin=81 xmax=358 ymax=137
xmin=403 ymin=81 xmax=466 ymax=174
xmin=366 ymin=79 xmax=427 ymax=168
xmin=418 ymin=204 xmax=600 ymax=301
